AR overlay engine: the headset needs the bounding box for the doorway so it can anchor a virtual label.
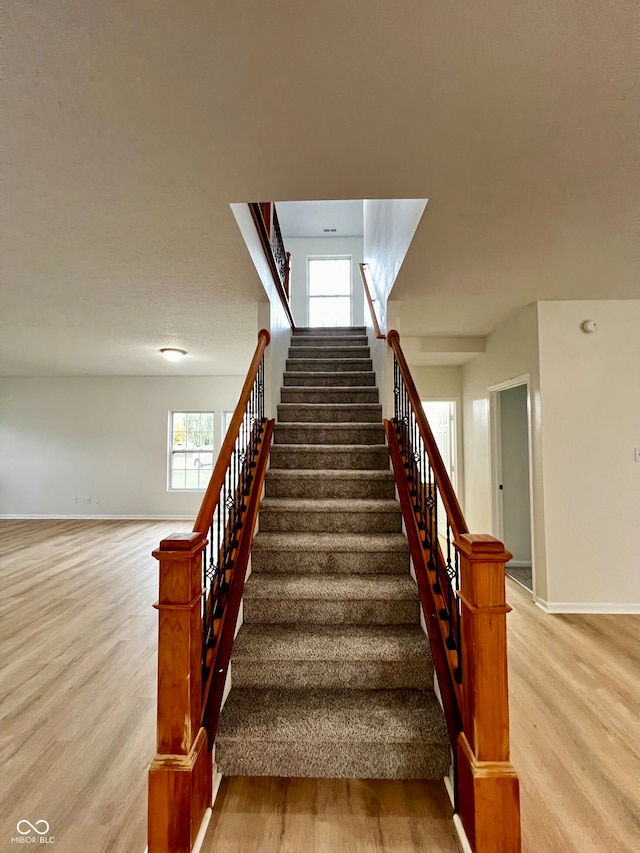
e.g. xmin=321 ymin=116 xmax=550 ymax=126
xmin=307 ymin=256 xmax=352 ymax=326
xmin=422 ymin=401 xmax=458 ymax=491
xmin=490 ymin=379 xmax=533 ymax=593
xmin=422 ymin=400 xmax=461 ymax=540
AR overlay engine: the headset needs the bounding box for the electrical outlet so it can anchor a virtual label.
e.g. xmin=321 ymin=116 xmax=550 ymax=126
xmin=87 ymin=497 xmax=92 ymax=505
xmin=635 ymin=448 xmax=640 ymax=463
xmin=73 ymin=497 xmax=78 ymax=504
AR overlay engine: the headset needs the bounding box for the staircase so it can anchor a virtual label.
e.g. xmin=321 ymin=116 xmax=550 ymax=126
xmin=215 ymin=327 xmax=450 ymax=779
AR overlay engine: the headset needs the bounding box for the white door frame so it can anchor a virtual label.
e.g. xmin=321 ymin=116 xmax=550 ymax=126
xmin=488 ymin=375 xmax=535 ymax=595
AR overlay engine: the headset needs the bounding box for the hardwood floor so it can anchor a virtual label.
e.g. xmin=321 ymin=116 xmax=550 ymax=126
xmin=1 ymin=521 xmax=638 ymax=853
xmin=203 ymin=584 xmax=640 ymax=853
xmin=506 ymin=580 xmax=640 ymax=853
xmin=0 ymin=519 xmax=181 ymax=853
xmin=203 ymin=777 xmax=459 ymax=853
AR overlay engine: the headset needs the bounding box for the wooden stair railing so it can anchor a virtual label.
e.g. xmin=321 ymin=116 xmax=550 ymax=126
xmin=249 ymin=202 xmax=295 ymax=328
xmin=148 ymin=330 xmax=275 ymax=853
xmin=359 ymin=262 xmax=385 ymax=339
xmin=386 ymin=329 xmax=521 ymax=853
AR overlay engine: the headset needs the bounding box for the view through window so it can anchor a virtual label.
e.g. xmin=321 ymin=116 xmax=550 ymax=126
xmin=308 ymin=257 xmax=351 ymax=326
xmin=168 ymin=411 xmax=214 ymax=490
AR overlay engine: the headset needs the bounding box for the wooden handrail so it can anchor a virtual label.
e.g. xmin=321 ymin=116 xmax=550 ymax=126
xmin=202 ymin=419 xmax=274 ymax=742
xmin=359 ymin=263 xmax=385 ymax=339
xmin=149 ymin=330 xmax=274 ymax=853
xmin=249 ymin=202 xmax=295 ymax=329
xmin=194 ymin=329 xmax=270 ymax=534
xmin=385 ymin=419 xmax=463 ymax=748
xmin=387 ymin=329 xmax=467 ymax=540
xmin=385 ymin=328 xmax=521 ymax=852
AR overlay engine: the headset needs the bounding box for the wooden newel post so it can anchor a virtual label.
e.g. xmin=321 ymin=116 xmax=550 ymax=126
xmin=454 ymin=534 xmax=521 ymax=853
xmin=148 ymin=531 xmax=212 ymax=853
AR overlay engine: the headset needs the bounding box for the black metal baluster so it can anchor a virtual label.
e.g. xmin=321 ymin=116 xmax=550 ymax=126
xmin=201 ymin=538 xmax=209 ymax=673
xmin=442 ymin=520 xmax=456 ymax=650
xmin=421 ymin=440 xmax=428 ymax=547
xmin=432 ymin=468 xmax=440 ymax=592
xmin=413 ymin=412 xmax=425 ymax=532
xmin=393 ymin=357 xmax=399 ymax=425
xmin=454 ymin=548 xmax=462 ymax=682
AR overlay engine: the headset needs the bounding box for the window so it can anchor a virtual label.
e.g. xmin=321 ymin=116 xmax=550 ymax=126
xmin=168 ymin=411 xmax=214 ymax=490
xmin=308 ymin=257 xmax=351 ymax=327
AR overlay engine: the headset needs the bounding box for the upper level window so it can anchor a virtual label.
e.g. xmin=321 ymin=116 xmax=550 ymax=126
xmin=168 ymin=411 xmax=214 ymax=490
xmin=308 ymin=257 xmax=351 ymax=327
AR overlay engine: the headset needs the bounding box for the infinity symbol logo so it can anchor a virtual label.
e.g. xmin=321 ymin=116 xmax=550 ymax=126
xmin=16 ymin=820 xmax=50 ymax=835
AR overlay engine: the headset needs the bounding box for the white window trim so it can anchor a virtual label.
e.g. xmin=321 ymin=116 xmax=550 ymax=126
xmin=167 ymin=410 xmax=215 ymax=493
xmin=307 ymin=254 xmax=353 ymax=326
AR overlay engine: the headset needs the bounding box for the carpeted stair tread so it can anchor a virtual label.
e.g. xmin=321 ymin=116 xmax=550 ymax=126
xmin=259 ymin=497 xmax=402 ymax=533
xmin=286 ymin=356 xmax=372 ymax=367
xmin=252 ymin=530 xmax=408 ymax=554
xmin=286 ymin=358 xmax=373 ymax=373
xmin=232 ymin=624 xmax=430 ymax=664
xmin=215 ymin=688 xmax=450 ymax=779
xmin=250 ymin=531 xmax=409 ymax=574
xmin=244 ymin=572 xmax=417 ymax=602
xmin=218 ymin=688 xmax=445 ymax=741
xmin=277 ymin=402 xmax=383 ymax=423
xmin=288 ymin=346 xmax=372 ymax=359
xmin=231 ymin=625 xmax=432 ymax=690
xmin=270 ymin=444 xmax=390 ymax=470
xmin=266 ymin=469 xmax=395 ymax=482
xmin=258 ymin=497 xmax=403 ymax=531
xmin=283 ymin=372 xmax=376 ymax=387
xmin=260 ymin=497 xmax=400 ymax=512
xmin=280 ymin=386 xmax=379 ymax=404
xmin=274 ymin=423 xmax=385 ymax=445
xmin=293 ymin=326 xmax=366 ymax=335
xmin=264 ymin=469 xmax=395 ymax=499
xmin=290 ymin=336 xmax=369 ymax=347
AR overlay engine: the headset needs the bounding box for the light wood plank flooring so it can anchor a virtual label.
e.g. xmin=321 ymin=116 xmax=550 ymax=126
xmin=1 ymin=521 xmax=638 ymax=853
xmin=0 ymin=519 xmax=181 ymax=853
xmin=204 ymin=777 xmax=459 ymax=853
xmin=507 ymin=580 xmax=640 ymax=853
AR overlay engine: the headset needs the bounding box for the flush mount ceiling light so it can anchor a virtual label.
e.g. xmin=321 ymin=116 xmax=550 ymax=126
xmin=160 ymin=348 xmax=187 ymax=362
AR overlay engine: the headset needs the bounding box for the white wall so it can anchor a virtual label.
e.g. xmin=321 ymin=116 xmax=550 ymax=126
xmin=230 ymin=202 xmax=292 ymax=418
xmin=285 ymin=236 xmax=365 ymax=328
xmin=411 ymin=366 xmax=462 ymax=400
xmin=537 ymin=300 xmax=640 ymax=611
xmin=363 ymin=198 xmax=427 ymax=330
xmin=462 ymin=303 xmax=546 ymax=598
xmin=0 ymin=376 xmax=244 ymax=518
xmin=259 ymin=299 xmax=291 ymax=420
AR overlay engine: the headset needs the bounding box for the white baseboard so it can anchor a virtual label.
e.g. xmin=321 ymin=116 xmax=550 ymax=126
xmin=535 ymin=597 xmax=640 ymax=614
xmin=443 ymin=776 xmax=473 ymax=853
xmin=452 ymin=814 xmax=473 ymax=853
xmin=443 ymin=774 xmax=454 ymax=808
xmin=191 ymin=808 xmax=212 ymax=853
xmin=0 ymin=514 xmax=194 ymax=520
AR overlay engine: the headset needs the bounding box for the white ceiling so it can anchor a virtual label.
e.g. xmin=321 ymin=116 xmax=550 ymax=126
xmin=1 ymin=1 xmax=637 ymax=376
xmin=277 ymin=200 xmax=363 ymax=238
